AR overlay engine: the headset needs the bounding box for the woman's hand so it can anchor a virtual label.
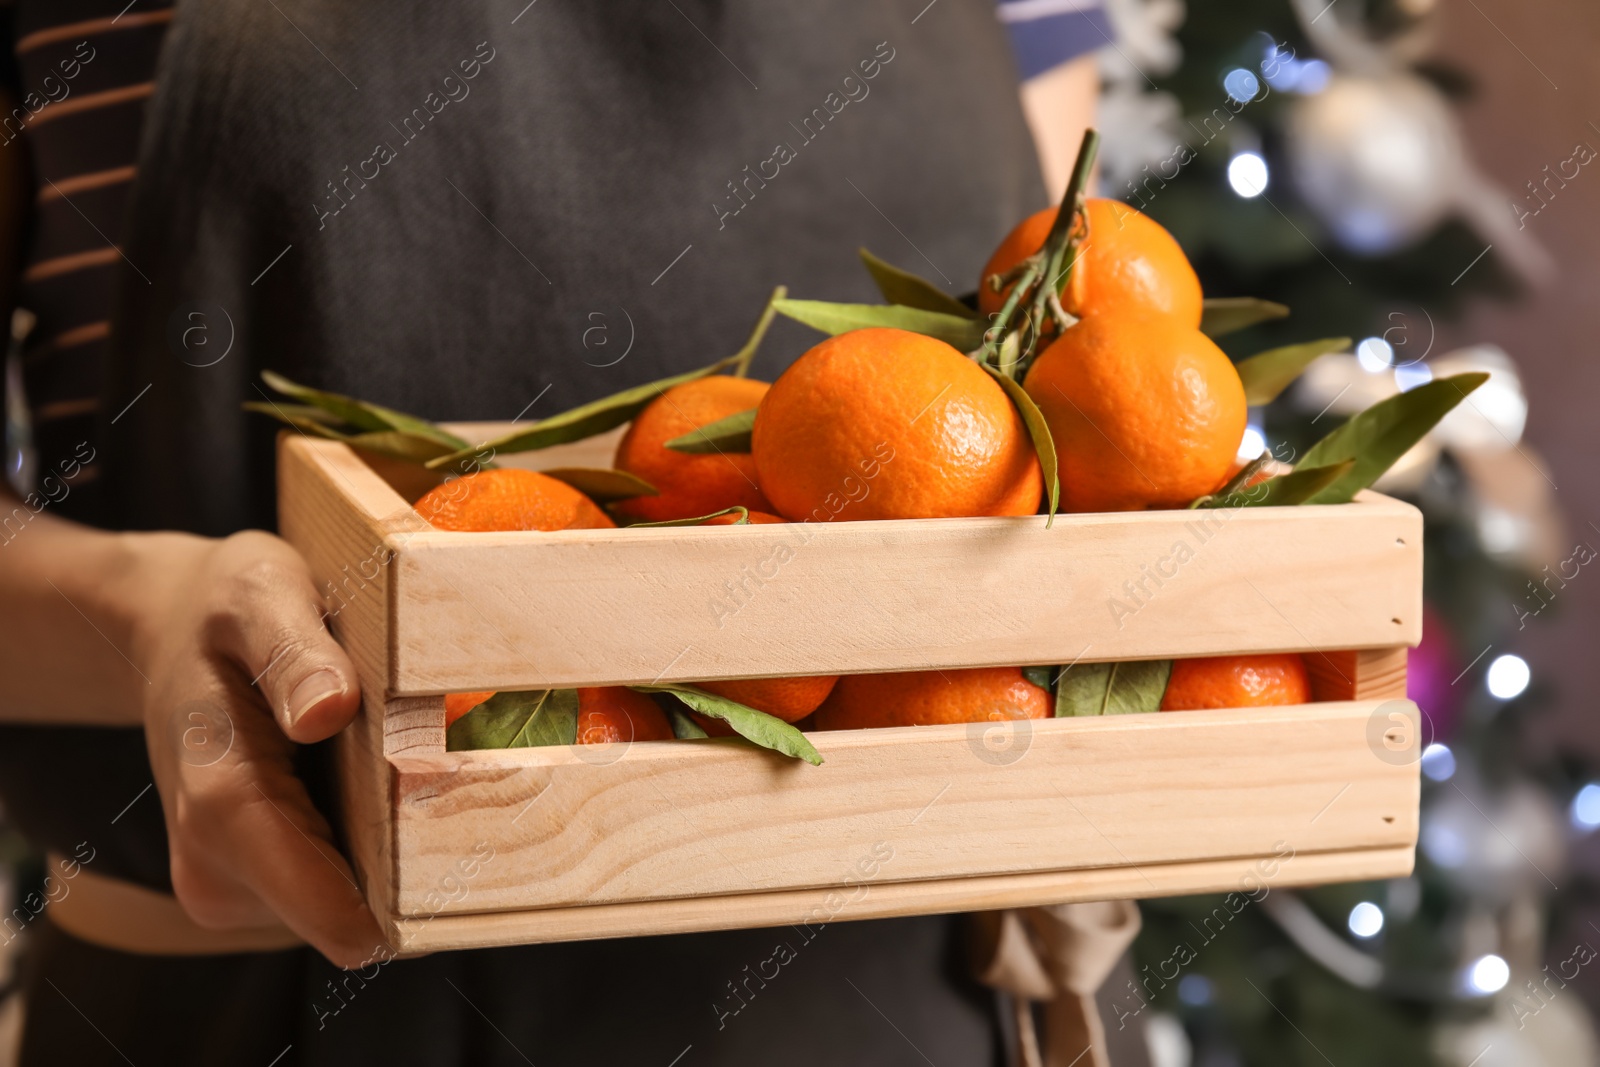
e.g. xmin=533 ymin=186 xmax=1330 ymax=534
xmin=129 ymin=529 xmax=386 ymax=968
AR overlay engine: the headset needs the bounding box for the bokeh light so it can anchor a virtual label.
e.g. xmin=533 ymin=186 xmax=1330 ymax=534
xmin=1486 ymin=654 xmax=1530 ymax=700
xmin=1237 ymin=424 xmax=1267 ymax=461
xmin=1356 ymin=337 xmax=1394 ymax=373
xmin=1571 ymin=782 xmax=1600 ymax=831
xmin=1224 ymin=68 xmax=1261 ymax=104
xmin=1228 ymin=152 xmax=1269 ymax=198
xmin=1420 ymin=743 xmax=1456 ymax=782
xmin=1466 ymin=954 xmax=1510 ymax=995
xmin=1348 ymin=901 xmax=1384 ymax=938
xmin=1394 ymin=362 xmax=1434 ymax=391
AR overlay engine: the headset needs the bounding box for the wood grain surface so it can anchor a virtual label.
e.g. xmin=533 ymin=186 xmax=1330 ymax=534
xmin=389 ymin=699 xmax=1419 ymax=918
xmin=278 ymin=434 xmax=410 ymax=921
xmin=277 ymin=430 xmax=1424 ymax=952
xmin=389 ymin=845 xmax=1417 ymax=954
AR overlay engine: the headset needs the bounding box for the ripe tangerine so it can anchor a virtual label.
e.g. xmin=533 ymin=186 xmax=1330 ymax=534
xmin=414 ymin=468 xmax=614 ymax=532
xmin=813 ymin=667 xmax=1050 ymax=731
xmin=752 ymin=328 xmax=1042 ymax=522
xmin=613 ymin=376 xmax=773 ymax=522
xmin=442 ymin=688 xmax=673 ymax=743
xmin=444 ymin=691 xmax=493 ymax=727
xmin=1160 ymin=654 xmax=1311 ymax=711
xmin=1023 ymin=314 xmax=1246 ymax=512
xmin=699 ymin=676 xmax=839 ymax=723
xmin=978 ymin=199 xmax=1202 ymax=327
xmin=576 ymin=687 xmax=674 ymax=743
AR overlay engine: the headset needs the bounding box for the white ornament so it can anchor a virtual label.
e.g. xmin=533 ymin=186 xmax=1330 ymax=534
xmin=1285 ymin=0 xmax=1553 ymax=282
xmin=1287 ymin=73 xmax=1459 ymax=253
xmin=1420 ymin=779 xmax=1565 ymax=904
xmin=1101 ymin=0 xmax=1185 ymax=84
xmin=1430 ymin=345 xmax=1528 ymax=451
xmin=1096 ymin=83 xmax=1185 ymax=190
xmin=1094 ymin=0 xmax=1188 ymax=194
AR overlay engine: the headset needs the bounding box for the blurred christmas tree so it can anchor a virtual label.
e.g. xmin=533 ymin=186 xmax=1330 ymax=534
xmin=1098 ymin=1 xmax=1599 ymax=1064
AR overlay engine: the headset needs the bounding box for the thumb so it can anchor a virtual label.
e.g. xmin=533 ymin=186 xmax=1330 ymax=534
xmin=211 ymin=537 xmax=363 ymax=743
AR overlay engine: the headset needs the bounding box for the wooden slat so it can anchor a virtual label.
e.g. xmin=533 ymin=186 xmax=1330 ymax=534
xmin=386 ymin=696 xmax=446 ymax=756
xmin=389 ymin=845 xmax=1417 ymax=954
xmin=387 ymin=495 xmax=1422 ymax=695
xmin=388 ymin=700 xmax=1419 ymax=917
xmin=277 ymin=434 xmax=414 ymax=921
xmin=285 ymin=428 xmax=1422 ymax=695
xmin=277 ymin=434 xmax=412 ymax=687
xmin=334 ymin=692 xmax=397 ymax=921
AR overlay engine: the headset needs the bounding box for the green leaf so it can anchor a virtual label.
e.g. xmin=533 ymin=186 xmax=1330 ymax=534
xmin=425 ymin=354 xmax=746 ymax=469
xmin=994 ymin=328 xmax=1022 ymax=379
xmin=260 ymin=371 xmax=468 ymax=450
xmin=1235 ymin=337 xmax=1350 ymax=406
xmin=627 ymin=507 xmax=749 ymax=528
xmin=774 ymin=299 xmax=988 ymax=352
xmin=666 ymin=705 xmax=709 ymax=739
xmin=241 ymin=401 xmax=343 ymax=426
xmin=539 ymin=467 xmax=658 ymax=503
xmin=245 ymin=402 xmax=466 ymax=464
xmin=342 ymin=431 xmax=476 ymax=464
xmin=663 ymin=408 xmax=756 ymax=454
xmin=1056 ymin=660 xmax=1171 ymax=717
xmin=858 ymin=248 xmax=979 ymax=320
xmin=244 ymin=401 xmax=346 ymax=437
xmin=1200 ymin=297 xmax=1290 ymax=338
xmin=1021 ymin=665 xmax=1054 ymax=690
xmin=1298 ymin=373 xmax=1489 ymax=504
xmin=983 ymin=367 xmax=1057 ymax=523
xmin=629 ymin=684 xmax=822 ymax=765
xmin=445 ymin=689 xmax=580 ymax=751
xmin=1204 ymin=460 xmax=1356 ymax=509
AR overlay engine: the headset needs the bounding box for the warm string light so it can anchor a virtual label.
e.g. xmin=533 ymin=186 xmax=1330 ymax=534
xmin=1347 ymin=901 xmax=1385 ymax=938
xmin=1228 ymin=152 xmax=1269 ymax=198
xmin=1486 ymin=654 xmax=1530 ymax=699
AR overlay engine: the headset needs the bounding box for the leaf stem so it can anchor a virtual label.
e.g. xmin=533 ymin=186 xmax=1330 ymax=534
xmin=1188 ymin=451 xmax=1271 ymax=509
xmin=733 ymin=286 xmax=786 ymax=377
xmin=979 ymin=128 xmax=1101 ymax=378
xmin=980 ymin=257 xmax=1044 ymax=367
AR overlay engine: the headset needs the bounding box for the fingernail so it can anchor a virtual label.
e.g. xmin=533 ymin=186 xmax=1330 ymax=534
xmin=289 ymin=670 xmax=345 ymax=725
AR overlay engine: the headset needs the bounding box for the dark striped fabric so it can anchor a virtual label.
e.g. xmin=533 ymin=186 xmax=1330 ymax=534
xmin=10 ymin=0 xmax=172 ymax=525
xmin=3 ymin=0 xmax=1103 ymax=531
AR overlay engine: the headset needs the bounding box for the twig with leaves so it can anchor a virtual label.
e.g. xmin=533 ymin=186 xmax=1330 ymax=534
xmin=978 ymin=128 xmax=1101 ymax=380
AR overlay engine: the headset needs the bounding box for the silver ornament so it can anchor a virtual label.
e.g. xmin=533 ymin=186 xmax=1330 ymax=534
xmin=1287 ymin=73 xmax=1459 ymax=253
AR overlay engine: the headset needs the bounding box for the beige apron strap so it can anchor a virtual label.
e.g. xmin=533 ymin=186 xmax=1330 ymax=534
xmin=971 ymin=901 xmax=1142 ymax=1067
xmin=46 ymin=854 xmax=304 ymax=956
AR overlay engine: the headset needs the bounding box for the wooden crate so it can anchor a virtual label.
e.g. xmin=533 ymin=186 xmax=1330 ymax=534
xmin=278 ymin=423 xmax=1423 ymax=954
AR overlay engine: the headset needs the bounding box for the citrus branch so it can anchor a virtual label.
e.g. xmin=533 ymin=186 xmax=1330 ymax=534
xmin=979 ymin=128 xmax=1100 ymax=379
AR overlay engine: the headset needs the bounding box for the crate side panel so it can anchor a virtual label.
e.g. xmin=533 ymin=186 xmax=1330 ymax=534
xmin=334 ymin=694 xmax=398 ymax=920
xmin=390 ymin=845 xmax=1416 ymax=953
xmin=389 ymin=701 xmax=1420 ymax=916
xmin=278 ymin=435 xmax=411 ymax=917
xmin=277 ymin=435 xmax=409 ymax=689
xmin=390 ymin=501 xmax=1422 ymax=694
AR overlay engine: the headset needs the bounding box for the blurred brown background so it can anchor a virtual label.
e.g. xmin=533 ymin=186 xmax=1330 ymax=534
xmin=1436 ymin=0 xmax=1600 ymax=759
